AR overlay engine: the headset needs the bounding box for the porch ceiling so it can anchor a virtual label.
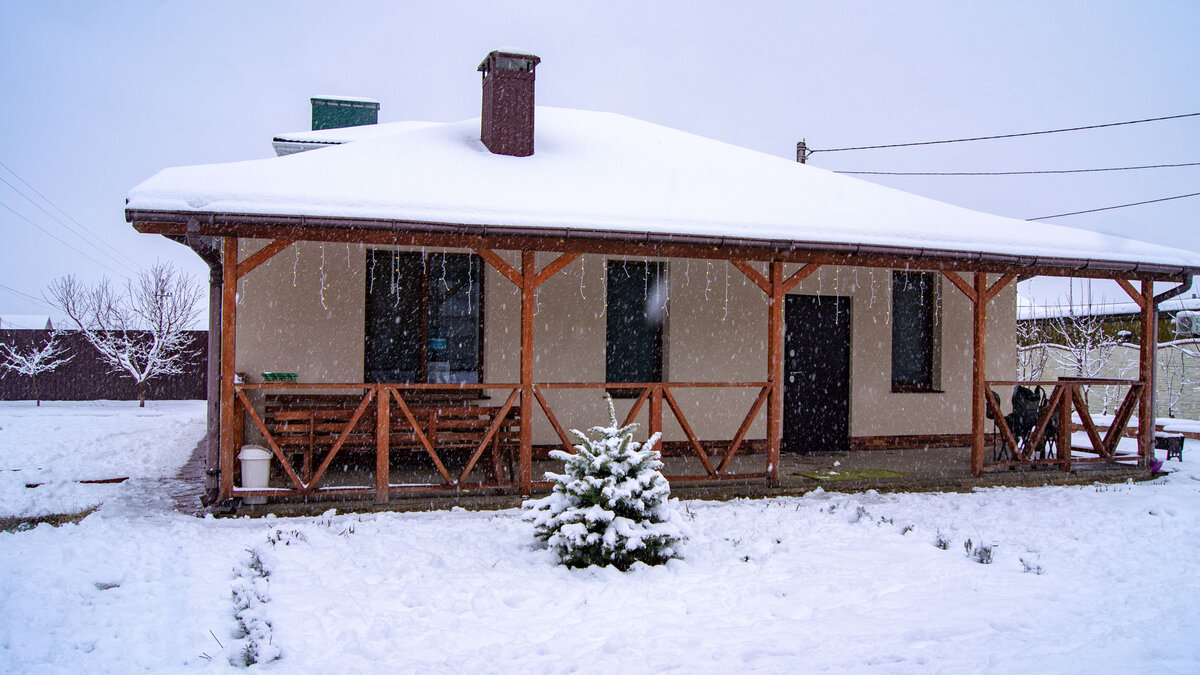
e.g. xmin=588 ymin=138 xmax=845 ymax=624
xmin=126 ymin=107 xmax=1200 ymax=281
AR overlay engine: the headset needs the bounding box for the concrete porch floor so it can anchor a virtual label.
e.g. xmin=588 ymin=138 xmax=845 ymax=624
xmin=207 ymin=446 xmax=1154 ymax=518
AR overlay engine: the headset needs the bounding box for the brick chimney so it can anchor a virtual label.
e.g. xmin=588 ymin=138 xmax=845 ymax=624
xmin=478 ymin=50 xmax=540 ymax=157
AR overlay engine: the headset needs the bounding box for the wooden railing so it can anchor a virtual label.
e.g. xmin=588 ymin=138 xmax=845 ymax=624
xmin=984 ymin=378 xmax=1143 ymax=471
xmin=229 ymin=380 xmax=772 ymax=502
xmin=232 ymin=382 xmax=521 ymax=502
xmin=532 ymin=382 xmax=771 ymax=483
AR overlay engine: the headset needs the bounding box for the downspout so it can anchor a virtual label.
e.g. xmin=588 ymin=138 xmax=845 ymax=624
xmin=1154 ymin=276 xmax=1193 ymax=305
xmin=179 ymin=217 xmax=223 ymax=506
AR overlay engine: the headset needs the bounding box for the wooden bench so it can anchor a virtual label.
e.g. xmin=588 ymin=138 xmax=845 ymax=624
xmin=262 ymin=393 xmax=520 ymax=483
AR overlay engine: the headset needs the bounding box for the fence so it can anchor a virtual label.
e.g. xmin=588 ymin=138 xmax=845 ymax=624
xmin=0 ymin=329 xmax=206 ymax=401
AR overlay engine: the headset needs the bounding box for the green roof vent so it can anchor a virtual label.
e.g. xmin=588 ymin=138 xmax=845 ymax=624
xmin=310 ymin=96 xmax=380 ymax=131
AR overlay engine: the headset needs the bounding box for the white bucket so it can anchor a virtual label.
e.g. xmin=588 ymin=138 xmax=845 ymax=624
xmin=238 ymin=445 xmax=273 ymax=505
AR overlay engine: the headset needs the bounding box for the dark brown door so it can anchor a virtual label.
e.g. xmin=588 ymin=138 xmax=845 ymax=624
xmin=783 ymin=295 xmax=851 ymax=453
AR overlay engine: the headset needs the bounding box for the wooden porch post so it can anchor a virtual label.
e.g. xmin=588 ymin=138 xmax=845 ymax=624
xmin=375 ymin=386 xmax=390 ymax=504
xmin=1138 ymin=280 xmax=1158 ymax=467
xmin=970 ymin=272 xmax=988 ymax=477
xmin=219 ymin=237 xmax=238 ymax=501
xmin=519 ymin=250 xmax=536 ymax=495
xmin=766 ymin=261 xmax=784 ymax=486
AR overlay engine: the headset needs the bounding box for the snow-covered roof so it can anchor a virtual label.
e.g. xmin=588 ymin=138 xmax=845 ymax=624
xmin=128 ymin=107 xmax=1200 ymax=273
xmin=1019 ymin=296 xmax=1200 ymax=321
xmin=0 ymin=314 xmax=53 ymax=330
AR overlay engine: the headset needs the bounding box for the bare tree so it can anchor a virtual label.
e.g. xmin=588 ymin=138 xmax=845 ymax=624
xmin=48 ymin=263 xmax=201 ymax=407
xmin=1016 ymin=319 xmax=1049 ymax=381
xmin=0 ymin=331 xmax=73 ymax=406
xmin=1044 ymin=300 xmax=1122 ymax=406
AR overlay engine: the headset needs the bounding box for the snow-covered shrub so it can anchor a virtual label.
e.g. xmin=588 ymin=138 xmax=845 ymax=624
xmin=523 ymin=395 xmax=686 ymax=570
xmin=231 ymin=547 xmax=280 ymax=666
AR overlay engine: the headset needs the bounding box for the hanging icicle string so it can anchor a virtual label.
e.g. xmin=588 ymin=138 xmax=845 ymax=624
xmin=661 ymin=262 xmax=670 ymax=315
xmin=600 ymin=256 xmax=608 ymax=318
xmin=834 ymin=267 xmax=839 ymax=324
xmin=292 ymin=242 xmax=299 ymax=287
xmin=466 ymin=254 xmax=473 ymax=315
xmin=684 ymin=258 xmax=690 ymax=287
xmin=722 ymin=260 xmax=730 ymax=321
xmin=885 ymin=270 xmax=892 ymax=325
xmin=440 ymin=250 xmax=449 ymax=290
xmin=392 ymin=250 xmax=400 ymax=307
xmin=934 ymin=273 xmax=941 ymax=326
xmin=704 ymin=260 xmax=713 ymax=300
xmin=345 ymin=242 xmax=351 ymax=271
xmin=816 ymin=267 xmax=823 ymax=305
xmin=319 ymin=243 xmax=328 ymax=311
xmin=579 ymin=256 xmax=586 ymax=300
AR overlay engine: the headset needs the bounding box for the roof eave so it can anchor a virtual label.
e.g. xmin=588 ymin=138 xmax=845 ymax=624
xmin=125 ymin=208 xmax=1199 ymax=282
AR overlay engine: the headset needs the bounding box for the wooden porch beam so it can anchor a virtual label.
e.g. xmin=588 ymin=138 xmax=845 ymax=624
xmin=219 ymin=237 xmax=238 ymax=501
xmin=1115 ymin=278 xmax=1146 ymax=310
xmin=236 ymin=239 xmax=295 ymax=280
xmin=474 ymin=248 xmax=522 ymax=288
xmin=780 ymin=263 xmax=820 ymax=294
xmin=942 ymin=270 xmax=977 ymax=303
xmin=984 ymin=273 xmax=1017 ymax=304
xmin=533 ymin=252 xmax=581 ymax=288
xmin=730 ymin=260 xmax=770 ymax=295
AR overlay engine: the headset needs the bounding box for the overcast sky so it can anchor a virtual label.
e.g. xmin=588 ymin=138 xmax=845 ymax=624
xmin=2 ymin=1 xmax=1198 ymax=324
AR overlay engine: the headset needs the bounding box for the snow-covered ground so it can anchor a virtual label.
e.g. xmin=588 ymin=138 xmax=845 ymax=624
xmin=2 ymin=402 xmax=1199 ymax=673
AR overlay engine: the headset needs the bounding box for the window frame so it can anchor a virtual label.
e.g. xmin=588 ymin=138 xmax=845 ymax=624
xmin=363 ymin=249 xmax=484 ymax=386
xmin=604 ymin=260 xmax=666 ymax=396
xmin=890 ymin=270 xmax=942 ymax=393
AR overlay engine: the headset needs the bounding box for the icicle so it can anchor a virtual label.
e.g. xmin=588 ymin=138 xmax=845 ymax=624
xmin=934 ymin=273 xmax=941 ymax=326
xmin=869 ymin=269 xmax=875 ymax=308
xmin=441 ymin=250 xmax=449 ymax=290
xmin=722 ymin=260 xmax=729 ymax=321
xmin=643 ymin=258 xmax=649 ymax=300
xmin=319 ymin=243 xmax=328 ymax=311
xmin=684 ymin=258 xmax=690 ymax=287
xmin=816 ymin=267 xmax=822 ymax=305
xmin=422 ymin=246 xmax=427 ymax=276
xmin=579 ymin=256 xmax=586 ymax=300
xmin=466 ymin=254 xmax=473 ymax=315
xmin=368 ymin=252 xmax=375 ymax=294
xmin=834 ymin=267 xmax=839 ymax=324
xmin=885 ymin=271 xmax=892 ymax=325
xmin=346 ymin=242 xmax=351 ymax=270
xmin=854 ymin=267 xmax=859 ymax=292
xmin=600 ymin=256 xmax=608 ymax=318
xmin=661 ymin=262 xmax=669 ymax=315
xmin=292 ymin=242 xmax=299 ymax=287
xmin=704 ymin=260 xmax=713 ymax=300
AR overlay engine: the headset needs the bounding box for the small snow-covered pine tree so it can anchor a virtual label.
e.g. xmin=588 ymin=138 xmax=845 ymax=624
xmin=524 ymin=395 xmax=686 ymax=570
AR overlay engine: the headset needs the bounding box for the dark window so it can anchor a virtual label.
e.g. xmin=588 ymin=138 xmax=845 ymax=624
xmin=365 ymin=250 xmax=482 ymax=384
xmin=891 ymin=271 xmax=938 ymax=392
xmin=606 ymin=261 xmax=665 ymax=389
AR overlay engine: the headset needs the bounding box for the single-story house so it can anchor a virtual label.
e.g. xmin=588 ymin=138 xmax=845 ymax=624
xmin=125 ymin=51 xmax=1200 ymax=507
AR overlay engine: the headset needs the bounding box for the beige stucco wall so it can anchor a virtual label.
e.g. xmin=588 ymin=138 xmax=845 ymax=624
xmin=234 ymin=239 xmax=366 ymax=382
xmin=233 ymin=245 xmax=1017 ymax=445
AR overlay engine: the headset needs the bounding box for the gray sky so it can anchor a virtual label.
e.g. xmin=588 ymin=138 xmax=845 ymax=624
xmin=2 ymin=1 xmax=1198 ymax=323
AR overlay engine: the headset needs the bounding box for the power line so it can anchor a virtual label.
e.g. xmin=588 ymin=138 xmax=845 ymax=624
xmin=0 ymin=199 xmax=130 ymax=279
xmin=1028 ymin=191 xmax=1200 ymax=221
xmin=0 ymin=161 xmax=144 ymax=270
xmin=809 ymin=111 xmax=1200 ymax=154
xmin=0 ymin=282 xmax=57 ymax=312
xmin=837 ymin=161 xmax=1200 ymax=176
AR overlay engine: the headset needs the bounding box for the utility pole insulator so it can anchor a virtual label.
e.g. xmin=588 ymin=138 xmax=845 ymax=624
xmin=796 ymin=140 xmax=809 ymax=164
